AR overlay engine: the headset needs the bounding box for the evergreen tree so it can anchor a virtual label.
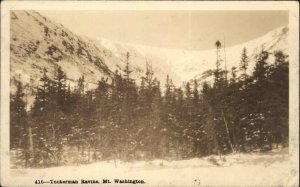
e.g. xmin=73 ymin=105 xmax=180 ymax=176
xmin=53 ymin=66 xmax=67 ymax=111
xmin=248 ymin=49 xmax=271 ymax=151
xmin=239 ymin=47 xmax=249 ymax=82
xmin=10 ymin=82 xmax=27 ymax=149
xmin=265 ymin=50 xmax=289 ymax=148
xmin=200 ymin=82 xmax=221 ymax=156
xmin=214 ymin=40 xmax=222 ymax=84
xmin=10 ymin=82 xmax=34 ymax=167
xmin=190 ymin=80 xmax=203 ymax=156
xmin=32 ymin=68 xmax=51 ymax=117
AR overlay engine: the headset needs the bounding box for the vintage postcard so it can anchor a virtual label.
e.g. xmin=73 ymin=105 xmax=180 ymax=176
xmin=1 ymin=1 xmax=299 ymax=186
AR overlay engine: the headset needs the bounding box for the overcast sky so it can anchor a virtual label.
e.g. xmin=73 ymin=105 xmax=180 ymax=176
xmin=40 ymin=10 xmax=288 ymax=51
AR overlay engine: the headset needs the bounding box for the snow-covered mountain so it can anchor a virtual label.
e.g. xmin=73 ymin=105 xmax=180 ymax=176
xmin=97 ymin=26 xmax=288 ymax=86
xmin=10 ymin=10 xmax=177 ymax=92
xmin=11 ymin=10 xmax=115 ymax=92
xmin=10 ymin=10 xmax=288 ymax=95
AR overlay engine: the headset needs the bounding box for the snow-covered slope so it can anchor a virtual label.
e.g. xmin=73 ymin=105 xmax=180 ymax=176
xmin=98 ymin=26 xmax=288 ymax=85
xmin=96 ymin=38 xmax=181 ymax=86
xmin=10 ymin=10 xmax=116 ymax=92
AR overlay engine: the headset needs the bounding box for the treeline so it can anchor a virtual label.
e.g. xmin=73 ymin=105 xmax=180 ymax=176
xmin=10 ymin=47 xmax=289 ymax=168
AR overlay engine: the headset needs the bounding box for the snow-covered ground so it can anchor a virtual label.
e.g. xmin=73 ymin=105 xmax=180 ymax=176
xmin=8 ymin=148 xmax=297 ymax=186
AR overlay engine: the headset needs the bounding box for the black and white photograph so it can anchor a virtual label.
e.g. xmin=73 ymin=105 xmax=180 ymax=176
xmin=1 ymin=1 xmax=299 ymax=186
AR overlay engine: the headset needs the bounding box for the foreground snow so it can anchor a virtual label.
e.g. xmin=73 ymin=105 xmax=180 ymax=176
xmin=8 ymin=148 xmax=297 ymax=186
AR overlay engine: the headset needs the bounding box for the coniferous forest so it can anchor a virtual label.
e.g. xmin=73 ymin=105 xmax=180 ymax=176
xmin=10 ymin=45 xmax=289 ymax=168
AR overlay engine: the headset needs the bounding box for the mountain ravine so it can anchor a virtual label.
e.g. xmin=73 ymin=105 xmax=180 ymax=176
xmin=10 ymin=10 xmax=288 ymax=96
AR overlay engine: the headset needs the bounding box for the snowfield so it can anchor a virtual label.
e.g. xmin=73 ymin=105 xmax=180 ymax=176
xmin=9 ymin=148 xmax=297 ymax=186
